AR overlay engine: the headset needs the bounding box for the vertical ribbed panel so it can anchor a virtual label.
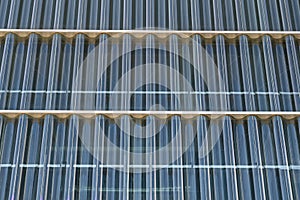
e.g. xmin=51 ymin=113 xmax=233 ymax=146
xmin=0 ymin=1 xmax=300 ymax=200
xmin=0 ymin=116 xmax=299 ymax=199
xmin=0 ymin=0 xmax=299 ymax=30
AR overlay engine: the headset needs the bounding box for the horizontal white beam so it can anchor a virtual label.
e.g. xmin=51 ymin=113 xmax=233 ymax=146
xmin=1 ymin=164 xmax=300 ymax=170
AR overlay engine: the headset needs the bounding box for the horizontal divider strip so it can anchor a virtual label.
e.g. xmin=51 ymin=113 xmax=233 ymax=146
xmin=1 ymin=164 xmax=300 ymax=170
xmin=0 ymin=110 xmax=299 ymax=120
xmin=0 ymin=29 xmax=299 ymax=40
xmin=0 ymin=90 xmax=299 ymax=95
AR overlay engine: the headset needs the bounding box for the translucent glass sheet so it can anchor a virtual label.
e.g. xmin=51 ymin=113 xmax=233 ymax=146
xmin=0 ymin=116 xmax=299 ymax=199
xmin=0 ymin=0 xmax=299 ymax=30
xmin=0 ymin=34 xmax=299 ymax=111
xmin=1 ymin=0 xmax=300 ymax=199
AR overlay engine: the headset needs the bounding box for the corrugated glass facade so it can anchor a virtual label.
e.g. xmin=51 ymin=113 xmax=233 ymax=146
xmin=0 ymin=0 xmax=300 ymax=199
xmin=0 ymin=0 xmax=300 ymax=30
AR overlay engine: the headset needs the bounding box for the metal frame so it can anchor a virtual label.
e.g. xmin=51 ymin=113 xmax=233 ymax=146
xmin=0 ymin=29 xmax=299 ymax=40
xmin=0 ymin=110 xmax=299 ymax=119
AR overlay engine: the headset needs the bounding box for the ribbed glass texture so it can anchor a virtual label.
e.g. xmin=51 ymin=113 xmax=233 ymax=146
xmin=0 ymin=35 xmax=299 ymax=111
xmin=0 ymin=0 xmax=300 ymax=200
xmin=0 ymin=0 xmax=299 ymax=30
xmin=0 ymin=116 xmax=300 ymax=199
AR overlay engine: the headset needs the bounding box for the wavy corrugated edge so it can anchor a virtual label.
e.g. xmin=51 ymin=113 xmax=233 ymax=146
xmin=0 ymin=29 xmax=299 ymax=40
xmin=0 ymin=110 xmax=299 ymax=120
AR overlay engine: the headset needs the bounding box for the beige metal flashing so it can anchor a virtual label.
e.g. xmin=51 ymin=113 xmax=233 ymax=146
xmin=0 ymin=29 xmax=299 ymax=40
xmin=0 ymin=110 xmax=299 ymax=120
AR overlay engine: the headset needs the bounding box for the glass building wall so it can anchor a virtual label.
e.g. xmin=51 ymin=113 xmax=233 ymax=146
xmin=0 ymin=0 xmax=300 ymax=199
